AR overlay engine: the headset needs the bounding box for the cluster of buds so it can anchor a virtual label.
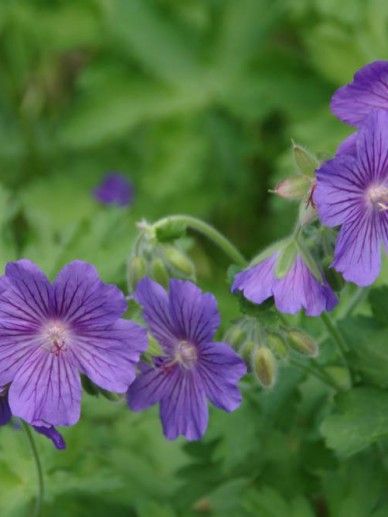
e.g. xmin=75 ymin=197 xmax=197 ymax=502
xmin=225 ymin=317 xmax=318 ymax=389
xmin=127 ymin=220 xmax=195 ymax=292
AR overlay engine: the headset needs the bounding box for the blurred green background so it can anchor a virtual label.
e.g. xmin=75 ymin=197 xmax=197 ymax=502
xmin=0 ymin=0 xmax=387 ymax=515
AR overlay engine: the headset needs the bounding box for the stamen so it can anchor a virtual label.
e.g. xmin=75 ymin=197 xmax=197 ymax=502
xmin=42 ymin=321 xmax=69 ymax=355
xmin=367 ymin=184 xmax=388 ymax=212
xmin=174 ymin=340 xmax=198 ymax=369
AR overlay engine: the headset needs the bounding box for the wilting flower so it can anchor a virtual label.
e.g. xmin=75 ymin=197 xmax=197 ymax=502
xmin=0 ymin=260 xmax=147 ymax=428
xmin=331 ymin=61 xmax=388 ymax=127
xmin=93 ymin=172 xmax=134 ymax=207
xmin=232 ymin=253 xmax=337 ymax=316
xmin=127 ymin=278 xmax=246 ymax=440
xmin=0 ymin=389 xmax=66 ymax=449
xmin=315 ymin=110 xmax=388 ymax=286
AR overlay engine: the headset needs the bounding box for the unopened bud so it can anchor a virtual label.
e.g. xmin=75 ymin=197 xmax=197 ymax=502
xmin=240 ymin=339 xmax=257 ymax=363
xmin=224 ymin=325 xmax=246 ymax=349
xmin=252 ymin=346 xmax=277 ymax=389
xmin=287 ymin=329 xmax=318 ymax=357
xmin=267 ymin=332 xmax=288 ymax=359
xmin=127 ymin=255 xmax=147 ymax=291
xmin=292 ymin=143 xmax=319 ymax=177
xmin=151 ymin=258 xmax=169 ymax=286
xmin=163 ymin=245 xmax=195 ymax=278
xmin=271 ymin=175 xmax=311 ymax=201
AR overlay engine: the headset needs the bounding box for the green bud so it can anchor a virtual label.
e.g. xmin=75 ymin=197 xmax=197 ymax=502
xmin=240 ymin=339 xmax=257 ymax=362
xmin=267 ymin=332 xmax=288 ymax=359
xmin=154 ymin=218 xmax=187 ymax=242
xmin=151 ymin=258 xmax=170 ymax=286
xmin=287 ymin=329 xmax=318 ymax=358
xmin=163 ymin=245 xmax=195 ymax=277
xmin=292 ymin=142 xmax=319 ymax=177
xmin=252 ymin=346 xmax=277 ymax=389
xmin=127 ymin=255 xmax=147 ymax=291
xmin=271 ymin=175 xmax=311 ymax=200
xmin=224 ymin=325 xmax=246 ymax=349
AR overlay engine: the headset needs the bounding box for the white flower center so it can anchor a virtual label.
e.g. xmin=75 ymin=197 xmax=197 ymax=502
xmin=41 ymin=321 xmax=69 ymax=356
xmin=367 ymin=184 xmax=388 ymax=211
xmin=174 ymin=340 xmax=198 ymax=369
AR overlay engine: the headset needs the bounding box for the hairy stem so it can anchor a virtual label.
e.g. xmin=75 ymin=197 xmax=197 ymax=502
xmin=153 ymin=215 xmax=246 ymax=267
xmin=23 ymin=422 xmax=44 ymax=517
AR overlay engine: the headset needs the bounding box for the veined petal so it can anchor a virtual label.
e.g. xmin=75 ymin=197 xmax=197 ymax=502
xmin=0 ymin=329 xmax=43 ymax=386
xmin=9 ymin=349 xmax=81 ymax=427
xmin=198 ymin=342 xmax=246 ymax=412
xmin=336 ymin=132 xmax=357 ymax=157
xmin=135 ymin=277 xmax=177 ymax=351
xmin=33 ymin=425 xmax=66 ymax=450
xmin=331 ymin=61 xmax=388 ymax=126
xmin=53 ymin=261 xmax=127 ymax=328
xmin=333 ymin=212 xmax=381 ymax=286
xmin=127 ymin=360 xmax=175 ymax=411
xmin=168 ymin=280 xmax=220 ymax=345
xmin=0 ymin=395 xmax=11 ymax=425
xmin=75 ymin=319 xmax=147 ymax=393
xmin=356 ymin=109 xmax=388 ymax=182
xmin=232 ymin=255 xmax=277 ymax=304
xmin=159 ymin=368 xmax=208 ymax=441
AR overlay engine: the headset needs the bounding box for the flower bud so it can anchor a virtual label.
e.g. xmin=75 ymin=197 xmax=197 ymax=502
xmin=271 ymin=175 xmax=311 ymax=201
xmin=224 ymin=324 xmax=246 ymax=349
xmin=292 ymin=142 xmax=319 ymax=177
xmin=127 ymin=255 xmax=147 ymax=291
xmin=151 ymin=258 xmax=170 ymax=287
xmin=267 ymin=332 xmax=288 ymax=360
xmin=287 ymin=329 xmax=318 ymax=358
xmin=240 ymin=339 xmax=257 ymax=363
xmin=163 ymin=245 xmax=195 ymax=278
xmin=251 ymin=346 xmax=277 ymax=389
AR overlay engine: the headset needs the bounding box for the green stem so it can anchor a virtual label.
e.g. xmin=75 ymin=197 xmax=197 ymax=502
xmin=22 ymin=422 xmax=44 ymax=517
xmin=291 ymin=358 xmax=341 ymax=391
xmin=320 ymin=312 xmax=353 ymax=383
xmin=342 ymin=287 xmax=368 ymax=319
xmin=153 ymin=215 xmax=246 ymax=267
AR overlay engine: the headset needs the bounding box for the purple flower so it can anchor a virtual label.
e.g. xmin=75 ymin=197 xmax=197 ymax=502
xmin=331 ymin=61 xmax=388 ymax=127
xmin=93 ymin=173 xmax=134 ymax=207
xmin=314 ymin=110 xmax=388 ymax=286
xmin=127 ymin=278 xmax=246 ymax=441
xmin=0 ymin=390 xmax=66 ymax=449
xmin=232 ymin=253 xmax=337 ymax=316
xmin=0 ymin=259 xmax=147 ymax=428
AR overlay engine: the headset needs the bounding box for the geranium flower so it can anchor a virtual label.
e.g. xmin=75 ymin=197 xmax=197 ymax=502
xmin=0 ymin=260 xmax=147 ymax=428
xmin=315 ymin=109 xmax=388 ymax=286
xmin=127 ymin=278 xmax=246 ymax=440
xmin=93 ymin=172 xmax=134 ymax=207
xmin=232 ymin=253 xmax=337 ymax=316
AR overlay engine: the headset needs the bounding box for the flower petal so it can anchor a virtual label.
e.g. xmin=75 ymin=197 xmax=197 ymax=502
xmin=135 ymin=277 xmax=177 ymax=351
xmin=53 ymin=261 xmax=127 ymax=328
xmin=336 ymin=132 xmax=358 ymax=156
xmin=33 ymin=425 xmax=66 ymax=450
xmin=314 ymin=154 xmax=365 ymax=227
xmin=198 ymin=341 xmax=246 ymax=412
xmin=356 ymin=109 xmax=388 ymax=182
xmin=331 ymin=61 xmax=388 ymax=126
xmin=159 ymin=368 xmax=208 ymax=441
xmin=168 ymin=279 xmax=220 ymax=345
xmin=127 ymin=359 xmax=174 ymax=411
xmin=0 ymin=395 xmax=11 ymax=425
xmin=74 ymin=319 xmax=147 ymax=393
xmin=9 ymin=348 xmax=81 ymax=426
xmin=232 ymin=255 xmax=277 ymax=304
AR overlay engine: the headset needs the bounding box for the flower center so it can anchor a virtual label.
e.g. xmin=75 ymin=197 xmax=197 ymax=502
xmin=174 ymin=340 xmax=198 ymax=369
xmin=367 ymin=184 xmax=388 ymax=211
xmin=42 ymin=321 xmax=69 ymax=356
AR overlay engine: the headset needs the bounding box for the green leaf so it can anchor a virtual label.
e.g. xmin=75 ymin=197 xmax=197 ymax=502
xmin=321 ymin=387 xmax=388 ymax=457
xmin=368 ymin=286 xmax=388 ymax=327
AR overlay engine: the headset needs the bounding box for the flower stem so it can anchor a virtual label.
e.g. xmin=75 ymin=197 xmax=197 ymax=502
xmin=342 ymin=287 xmax=368 ymax=319
xmin=290 ymin=357 xmax=342 ymax=391
xmin=22 ymin=422 xmax=44 ymax=517
xmin=319 ymin=312 xmax=353 ymax=383
xmin=153 ymin=215 xmax=246 ymax=267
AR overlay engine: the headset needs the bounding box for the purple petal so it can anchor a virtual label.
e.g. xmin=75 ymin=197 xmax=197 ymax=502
xmin=93 ymin=173 xmax=134 ymax=207
xmin=197 ymin=341 xmax=246 ymax=412
xmin=336 ymin=132 xmax=358 ymax=156
xmin=168 ymin=279 xmax=220 ymax=345
xmin=0 ymin=395 xmax=11 ymax=425
xmin=74 ymin=319 xmax=147 ymax=393
xmin=127 ymin=359 xmax=175 ymax=411
xmin=332 ymin=212 xmax=382 ymax=286
xmin=53 ymin=261 xmax=127 ymax=328
xmin=232 ymin=255 xmax=277 ymax=304
xmin=314 ymin=154 xmax=365 ymax=227
xmin=331 ymin=61 xmax=388 ymax=126
xmin=0 ymin=260 xmax=52 ymax=324
xmin=356 ymin=110 xmax=388 ymax=182
xmin=33 ymin=425 xmax=66 ymax=450
xmin=135 ymin=277 xmax=177 ymax=351
xmin=8 ymin=348 xmax=81 ymax=426
xmin=159 ymin=368 xmax=208 ymax=441
xmin=273 ymin=256 xmax=338 ymax=316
